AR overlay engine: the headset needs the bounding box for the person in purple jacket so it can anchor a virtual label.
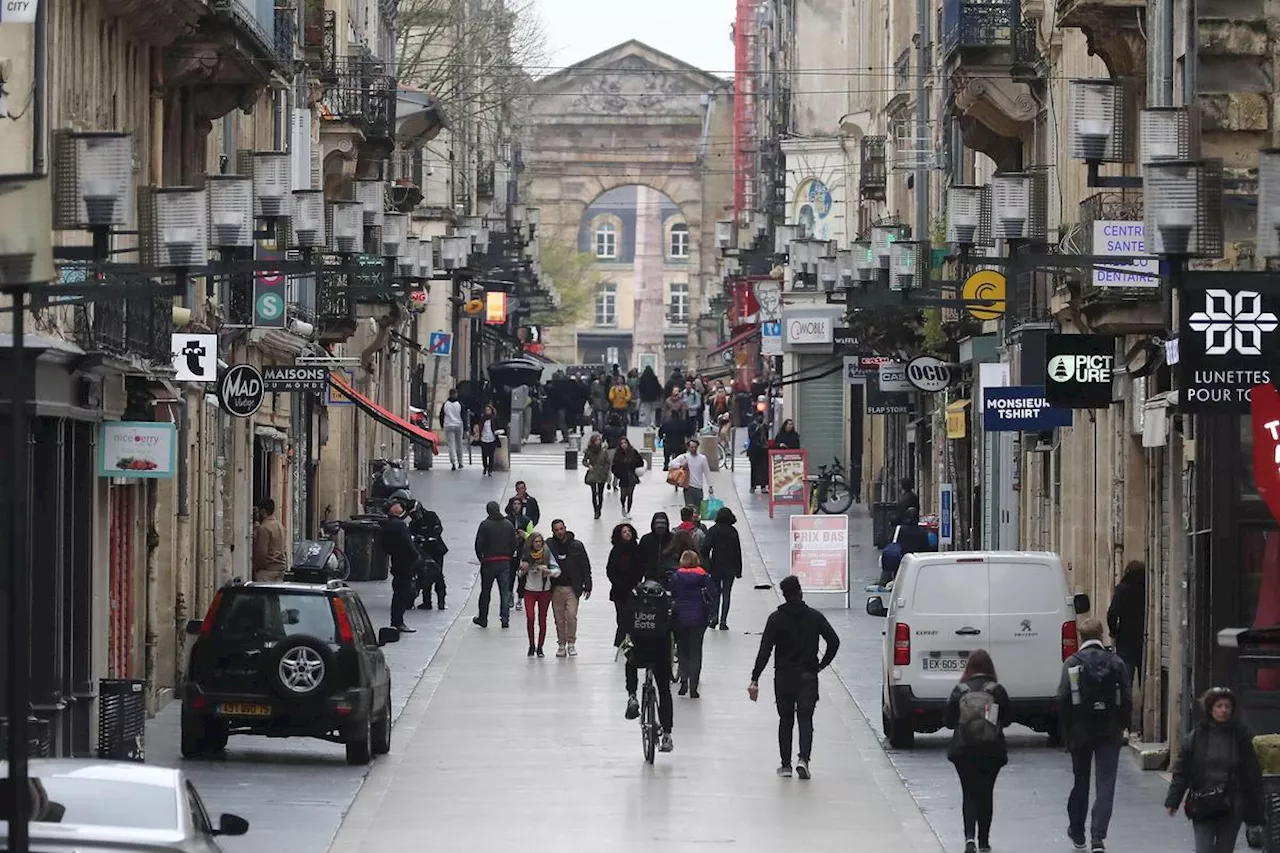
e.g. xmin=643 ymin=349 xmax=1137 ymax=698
xmin=668 ymin=550 xmax=713 ymax=698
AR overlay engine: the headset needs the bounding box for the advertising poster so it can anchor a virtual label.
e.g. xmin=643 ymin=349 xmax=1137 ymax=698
xmin=789 ymin=514 xmax=850 ymax=604
xmin=98 ymin=422 xmax=177 ymax=479
xmin=768 ymin=448 xmax=808 ymax=518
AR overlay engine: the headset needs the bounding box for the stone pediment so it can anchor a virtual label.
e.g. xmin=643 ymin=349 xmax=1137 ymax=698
xmin=532 ymin=40 xmax=725 ymax=120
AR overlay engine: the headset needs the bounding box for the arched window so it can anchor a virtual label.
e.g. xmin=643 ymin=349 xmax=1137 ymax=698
xmin=595 ymin=222 xmax=617 ymax=258
xmin=669 ymin=223 xmax=689 ymax=258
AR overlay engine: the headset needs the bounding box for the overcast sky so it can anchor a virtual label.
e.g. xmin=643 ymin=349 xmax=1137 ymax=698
xmin=529 ymin=0 xmax=736 ymax=77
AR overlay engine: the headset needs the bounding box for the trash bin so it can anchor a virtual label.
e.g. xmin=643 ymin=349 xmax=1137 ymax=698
xmin=353 ymin=514 xmax=390 ymax=580
xmin=494 ymin=435 xmax=510 ymax=471
xmin=98 ymin=678 xmax=146 ymax=762
xmin=699 ymin=433 xmax=719 ymax=472
xmin=413 ymin=441 xmax=432 ymax=471
xmin=340 ymin=518 xmax=385 ymax=582
xmin=0 ymin=716 xmax=51 ymax=759
xmin=872 ymin=501 xmax=897 ymax=548
xmin=565 ymin=434 xmax=581 ymax=470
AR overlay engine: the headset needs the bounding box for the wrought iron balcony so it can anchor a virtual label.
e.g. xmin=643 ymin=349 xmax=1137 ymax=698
xmin=302 ymin=9 xmax=338 ymax=81
xmin=860 ymin=136 xmax=887 ymax=201
xmin=942 ymin=0 xmax=1019 ymax=59
xmin=324 ymin=59 xmax=397 ymax=144
xmin=894 ymin=50 xmax=911 ymax=98
xmin=73 ymin=285 xmax=173 ymax=365
xmin=1010 ymin=21 xmax=1043 ymax=79
xmin=208 ymin=0 xmax=294 ymax=73
xmin=1076 ymin=191 xmax=1162 ymax=332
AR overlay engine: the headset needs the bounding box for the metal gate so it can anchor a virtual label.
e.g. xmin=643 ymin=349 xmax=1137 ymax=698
xmin=793 ymin=355 xmax=845 ymax=476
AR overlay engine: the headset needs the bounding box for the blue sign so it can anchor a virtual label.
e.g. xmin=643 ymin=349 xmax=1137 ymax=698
xmin=428 ymin=331 xmax=453 ymax=357
xmin=761 ymin=321 xmax=782 ymax=354
xmin=983 ymin=386 xmax=1073 ymax=432
xmin=938 ymin=483 xmax=953 ymax=545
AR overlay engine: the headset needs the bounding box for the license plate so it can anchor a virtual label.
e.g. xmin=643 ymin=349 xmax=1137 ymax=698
xmin=218 ymin=702 xmax=271 ymax=717
xmin=921 ymin=655 xmax=965 ymax=672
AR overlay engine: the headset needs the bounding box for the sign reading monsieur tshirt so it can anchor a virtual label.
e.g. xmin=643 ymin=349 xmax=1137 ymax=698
xmin=983 ymin=386 xmax=1073 ymax=432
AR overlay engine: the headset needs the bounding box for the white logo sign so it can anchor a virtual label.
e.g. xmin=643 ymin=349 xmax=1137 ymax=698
xmin=1047 ymin=354 xmax=1113 ymax=384
xmin=1188 ymin=289 xmax=1278 ymax=356
xmin=753 ymin=280 xmax=782 ymax=318
xmin=905 ymin=356 xmax=954 ymax=392
xmin=1 ymin=0 xmax=40 ymax=24
xmin=785 ymin=316 xmax=833 ymax=345
xmin=878 ymin=361 xmax=911 ymax=393
xmin=171 ymin=333 xmax=218 ymax=383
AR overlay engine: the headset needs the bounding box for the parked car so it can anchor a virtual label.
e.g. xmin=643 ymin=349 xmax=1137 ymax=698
xmin=866 ymin=550 xmax=1090 ymax=749
xmin=181 ymin=572 xmax=400 ymax=764
xmin=0 ymin=759 xmax=248 ymax=852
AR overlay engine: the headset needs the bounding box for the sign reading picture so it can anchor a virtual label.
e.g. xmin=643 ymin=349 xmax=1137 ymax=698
xmin=768 ymin=448 xmax=808 ymax=518
xmin=98 ymin=422 xmax=177 ymax=478
xmin=1178 ymin=272 xmax=1280 ymax=413
xmin=1044 ymin=334 xmax=1115 ymax=409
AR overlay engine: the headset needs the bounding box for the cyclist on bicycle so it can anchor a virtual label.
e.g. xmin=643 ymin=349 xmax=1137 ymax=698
xmin=623 ymin=580 xmax=677 ymax=752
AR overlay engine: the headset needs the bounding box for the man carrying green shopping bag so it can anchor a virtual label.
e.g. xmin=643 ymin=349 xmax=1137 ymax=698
xmin=668 ymin=438 xmax=711 ymax=509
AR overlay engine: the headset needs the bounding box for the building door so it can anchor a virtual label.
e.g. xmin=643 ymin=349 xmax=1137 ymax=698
xmin=108 ymin=483 xmax=139 ymax=678
xmin=794 ymin=354 xmax=845 ymax=476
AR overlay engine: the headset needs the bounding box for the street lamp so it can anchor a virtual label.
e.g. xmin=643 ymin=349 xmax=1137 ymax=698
xmin=852 ymin=240 xmax=877 ymax=284
xmin=891 ymin=240 xmax=923 ymax=291
xmin=206 ymin=175 xmax=254 ymax=249
xmin=1068 ymin=79 xmax=1125 ymax=163
xmin=836 ymin=248 xmax=855 ymax=287
xmin=330 ymin=201 xmax=364 ymax=254
xmin=1143 ymin=160 xmax=1222 ymax=258
xmin=991 ymin=173 xmax=1031 ymax=240
xmin=817 ymin=254 xmax=838 ymax=292
xmin=382 ymin=212 xmax=408 ymax=258
xmin=251 ymin=152 xmax=291 ymax=219
xmin=399 ymin=235 xmax=419 ymax=278
xmin=151 ymin=187 xmax=208 ymax=268
xmin=946 ymin=185 xmax=984 ymax=245
xmin=51 ymin=131 xmax=134 ymax=231
xmin=418 ymin=235 xmax=435 ymax=278
xmin=354 ymin=179 xmax=385 ymax=231
xmin=1256 ymin=149 xmax=1280 ymax=261
xmin=1140 ymin=107 xmax=1198 ymax=165
xmin=754 ymin=211 xmax=769 ymax=239
xmin=872 ymin=225 xmax=903 ymax=268
xmin=290 ymin=190 xmax=327 ymax=249
xmin=0 ymin=175 xmax=54 ymax=285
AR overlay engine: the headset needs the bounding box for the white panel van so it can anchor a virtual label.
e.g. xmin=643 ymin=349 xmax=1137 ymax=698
xmin=866 ymin=551 xmax=1090 ymax=749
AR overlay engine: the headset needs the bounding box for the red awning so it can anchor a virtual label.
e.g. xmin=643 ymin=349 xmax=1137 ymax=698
xmin=704 ymin=325 xmax=761 ymax=359
xmin=329 ymin=372 xmax=440 ymax=454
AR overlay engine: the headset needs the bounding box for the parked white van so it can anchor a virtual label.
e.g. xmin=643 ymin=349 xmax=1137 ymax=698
xmin=866 ymin=550 xmax=1090 ymax=749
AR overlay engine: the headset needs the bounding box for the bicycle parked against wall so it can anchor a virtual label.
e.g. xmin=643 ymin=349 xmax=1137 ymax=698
xmin=807 ymin=457 xmax=855 ymax=515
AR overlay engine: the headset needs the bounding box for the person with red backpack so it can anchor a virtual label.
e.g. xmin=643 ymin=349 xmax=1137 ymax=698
xmin=944 ymin=649 xmax=1013 ymax=853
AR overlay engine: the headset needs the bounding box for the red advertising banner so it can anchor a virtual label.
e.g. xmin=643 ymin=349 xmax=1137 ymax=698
xmin=789 ymin=514 xmax=850 ymax=598
xmin=768 ymin=448 xmax=808 ymax=518
xmin=1251 ymin=382 xmax=1280 ymax=526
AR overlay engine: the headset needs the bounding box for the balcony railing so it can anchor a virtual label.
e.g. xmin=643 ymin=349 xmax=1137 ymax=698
xmin=860 ymin=136 xmax=887 ymax=201
xmin=1078 ymin=190 xmax=1160 ymax=301
xmin=74 ymin=288 xmax=173 ymax=365
xmin=325 ymin=59 xmax=397 ymax=142
xmin=209 ymin=0 xmax=295 ymax=72
xmin=1010 ymin=21 xmax=1042 ymax=76
xmin=273 ymin=6 xmax=297 ymax=67
xmin=942 ymin=0 xmax=1018 ymax=58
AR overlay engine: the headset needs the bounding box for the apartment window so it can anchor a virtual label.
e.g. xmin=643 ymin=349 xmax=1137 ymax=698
xmin=595 ymin=282 xmax=617 ymax=327
xmin=595 ymin=222 xmax=617 ymax=259
xmin=669 ymin=223 xmax=689 ymax=258
xmin=669 ymin=282 xmax=689 ymax=323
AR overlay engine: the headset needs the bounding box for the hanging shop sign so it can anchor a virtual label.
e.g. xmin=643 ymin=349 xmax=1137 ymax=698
xmin=1249 ymin=382 xmax=1280 ymax=526
xmin=784 ymin=315 xmax=833 ymax=346
xmin=843 ymin=356 xmax=865 ymax=385
xmin=1091 ymin=221 xmax=1159 ymax=289
xmin=1178 ymin=272 xmax=1280 ymax=413
xmin=946 ymin=399 xmax=970 ymax=439
xmin=961 ymin=270 xmax=1006 ymax=321
xmin=218 ymin=363 xmax=265 ymax=417
xmin=262 ymin=365 xmax=328 ymax=393
xmin=983 ymin=386 xmax=1073 ymax=432
xmin=1 ymin=0 xmax=41 ymax=24
xmin=866 ymin=382 xmax=910 ymax=415
xmin=768 ymin=448 xmax=808 ymax=518
xmin=906 ymin=355 xmax=955 ymax=393
xmin=171 ymin=332 xmax=218 ymax=383
xmin=761 ymin=320 xmax=783 ymax=355
xmin=1044 ymin=334 xmax=1116 ymax=409
xmin=938 ymin=483 xmax=954 ymax=545
xmin=98 ymin=422 xmax=177 ymax=478
xmin=878 ymin=360 xmax=911 ymax=393
xmin=253 ymin=247 xmax=287 ymax=329
xmin=789 ymin=514 xmax=849 ymax=597
xmin=485 ymin=291 xmax=508 ymax=324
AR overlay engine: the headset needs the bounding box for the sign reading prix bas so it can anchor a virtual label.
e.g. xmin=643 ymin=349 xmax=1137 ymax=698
xmin=261 ymin=365 xmax=328 ymax=393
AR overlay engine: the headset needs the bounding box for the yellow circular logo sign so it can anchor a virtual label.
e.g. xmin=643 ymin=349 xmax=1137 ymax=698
xmin=961 ymin=271 xmax=1006 ymax=320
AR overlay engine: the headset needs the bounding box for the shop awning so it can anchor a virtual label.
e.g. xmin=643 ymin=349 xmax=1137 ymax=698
xmin=704 ymin=326 xmax=761 ymax=359
xmin=946 ymin=399 xmax=971 ymax=440
xmin=328 ymin=371 xmax=440 ymax=453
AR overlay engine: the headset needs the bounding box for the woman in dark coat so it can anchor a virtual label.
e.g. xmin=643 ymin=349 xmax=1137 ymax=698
xmin=638 ymin=366 xmax=664 ymax=427
xmin=1107 ymin=560 xmax=1146 ymax=680
xmin=606 ymin=523 xmax=643 ymax=648
xmin=943 ymin=649 xmax=1012 ymax=853
xmin=774 ymin=418 xmax=801 ymax=449
xmin=667 ymin=550 xmax=712 ymax=698
xmin=701 ymin=507 xmax=743 ymax=630
xmin=747 ymin=413 xmax=770 ymax=493
xmin=1165 ymin=686 xmax=1264 ymax=853
xmin=611 ymin=436 xmax=644 ymax=518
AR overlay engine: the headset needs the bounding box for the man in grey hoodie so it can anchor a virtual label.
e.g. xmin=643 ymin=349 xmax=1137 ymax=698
xmin=473 ymin=501 xmax=519 ymax=629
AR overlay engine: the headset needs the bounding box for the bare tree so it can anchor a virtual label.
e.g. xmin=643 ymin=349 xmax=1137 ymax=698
xmin=530 ymin=229 xmax=605 ymax=327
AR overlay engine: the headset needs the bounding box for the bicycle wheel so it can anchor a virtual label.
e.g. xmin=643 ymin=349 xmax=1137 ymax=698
xmin=334 ymin=547 xmax=351 ymax=580
xmin=821 ymin=477 xmax=855 ymax=514
xmin=641 ymin=677 xmax=657 ymax=764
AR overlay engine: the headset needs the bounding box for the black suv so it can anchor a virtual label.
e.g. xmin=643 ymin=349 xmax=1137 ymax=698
xmin=181 ymin=575 xmax=400 ymax=765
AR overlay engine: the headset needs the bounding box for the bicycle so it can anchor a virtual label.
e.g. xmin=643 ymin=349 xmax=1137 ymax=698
xmin=319 ymin=519 xmax=350 ymax=580
xmin=639 ymin=666 xmax=660 ymax=764
xmin=807 ymin=457 xmax=855 ymax=515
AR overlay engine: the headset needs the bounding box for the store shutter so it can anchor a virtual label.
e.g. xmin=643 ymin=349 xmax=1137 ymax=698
xmin=794 ymin=354 xmax=845 ymax=474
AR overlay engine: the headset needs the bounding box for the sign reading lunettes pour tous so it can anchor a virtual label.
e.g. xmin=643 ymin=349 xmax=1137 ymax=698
xmin=218 ymin=364 xmax=265 ymax=417
xmin=906 ymin=355 xmax=955 ymax=393
xmin=1178 ymin=272 xmax=1280 ymax=413
xmin=1044 ymin=334 xmax=1115 ymax=409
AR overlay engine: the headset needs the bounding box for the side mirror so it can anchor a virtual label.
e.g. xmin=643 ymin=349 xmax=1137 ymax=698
xmin=378 ymin=627 xmax=402 ymax=646
xmin=185 ymin=620 xmax=203 ymax=636
xmin=214 ymin=813 xmax=249 ymax=837
xmin=865 ymin=597 xmax=888 ymax=618
xmin=1073 ymin=593 xmax=1091 ymax=615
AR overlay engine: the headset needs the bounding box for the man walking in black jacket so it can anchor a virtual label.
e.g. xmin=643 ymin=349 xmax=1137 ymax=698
xmin=473 ymin=501 xmax=519 ymax=629
xmin=380 ymin=497 xmax=421 ymax=633
xmin=749 ymin=575 xmax=840 ymax=780
xmin=548 ymin=519 xmax=592 ymax=657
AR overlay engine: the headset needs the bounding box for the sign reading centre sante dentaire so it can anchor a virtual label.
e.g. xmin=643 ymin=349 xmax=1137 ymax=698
xmin=1092 ymin=221 xmax=1159 ymax=289
xmin=1178 ymin=272 xmax=1280 ymax=414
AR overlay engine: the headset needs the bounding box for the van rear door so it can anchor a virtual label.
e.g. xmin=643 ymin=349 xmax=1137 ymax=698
xmin=906 ymin=558 xmax=990 ymax=700
xmin=986 ymin=557 xmax=1067 ymax=699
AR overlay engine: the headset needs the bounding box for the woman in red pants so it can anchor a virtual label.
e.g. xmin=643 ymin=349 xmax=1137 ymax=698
xmin=518 ymin=532 xmax=558 ymax=657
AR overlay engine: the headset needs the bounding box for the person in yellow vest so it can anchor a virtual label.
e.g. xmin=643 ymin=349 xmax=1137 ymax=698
xmin=608 ymin=375 xmax=632 ymax=416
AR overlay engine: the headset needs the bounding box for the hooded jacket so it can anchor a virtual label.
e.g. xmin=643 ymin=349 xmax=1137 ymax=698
xmin=1107 ymin=568 xmax=1146 ymax=666
xmin=548 ymin=531 xmax=592 ymax=597
xmin=638 ymin=513 xmax=673 ymax=581
xmin=606 ymin=524 xmax=644 ymax=602
xmin=668 ymin=564 xmax=711 ymax=628
xmin=474 ymin=503 xmax=518 ymax=562
xmin=701 ymin=519 xmax=743 ymax=580
xmin=751 ymin=599 xmax=840 ymax=682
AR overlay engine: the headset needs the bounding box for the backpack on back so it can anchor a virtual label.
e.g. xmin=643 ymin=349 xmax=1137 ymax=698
xmin=1070 ymin=651 xmax=1123 ymax=715
xmin=630 ymin=595 xmax=671 ymax=641
xmin=956 ymin=681 xmax=1001 ymax=747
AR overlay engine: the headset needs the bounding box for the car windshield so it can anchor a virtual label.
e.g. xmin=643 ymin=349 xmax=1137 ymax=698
xmin=212 ymin=591 xmax=337 ymax=643
xmin=31 ymin=776 xmax=179 ymax=829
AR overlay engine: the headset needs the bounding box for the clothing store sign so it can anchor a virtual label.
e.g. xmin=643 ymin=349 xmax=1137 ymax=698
xmin=1178 ymin=272 xmax=1280 ymax=413
xmin=983 ymin=386 xmax=1073 ymax=431
xmin=1044 ymin=334 xmax=1115 ymax=409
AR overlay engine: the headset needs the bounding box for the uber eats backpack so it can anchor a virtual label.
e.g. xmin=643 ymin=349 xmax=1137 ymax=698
xmin=956 ymin=681 xmax=1000 ymax=747
xmin=1070 ymin=651 xmax=1123 ymax=715
xmin=630 ymin=595 xmax=671 ymax=641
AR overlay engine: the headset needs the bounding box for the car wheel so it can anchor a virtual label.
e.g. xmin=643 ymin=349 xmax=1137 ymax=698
xmin=265 ymin=635 xmax=337 ymax=702
xmin=886 ymin=715 xmax=915 ymax=749
xmin=181 ymin=711 xmax=214 ymax=759
xmin=372 ymin=691 xmax=392 ymax=755
xmin=345 ymin=714 xmax=373 ymax=765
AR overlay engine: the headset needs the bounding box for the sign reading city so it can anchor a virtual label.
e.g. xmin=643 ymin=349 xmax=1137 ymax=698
xmin=171 ymin=333 xmax=218 ymax=383
xmin=97 ymin=422 xmax=176 ymax=479
xmin=906 ymin=355 xmax=955 ymax=393
xmin=218 ymin=364 xmax=265 ymax=418
xmin=789 ymin=514 xmax=850 ymax=602
xmin=1178 ymin=272 xmax=1280 ymax=413
xmin=1044 ymin=334 xmax=1115 ymax=409
xmin=428 ymin=331 xmax=453 ymax=357
xmin=983 ymin=386 xmax=1073 ymax=432
xmin=1091 ymin=221 xmax=1159 ymax=289
xmin=0 ymin=0 xmax=40 ymax=24
xmin=262 ymin=365 xmax=328 ymax=392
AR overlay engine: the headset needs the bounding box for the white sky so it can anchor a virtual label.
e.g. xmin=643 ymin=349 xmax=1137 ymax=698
xmin=529 ymin=0 xmax=737 ymax=77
